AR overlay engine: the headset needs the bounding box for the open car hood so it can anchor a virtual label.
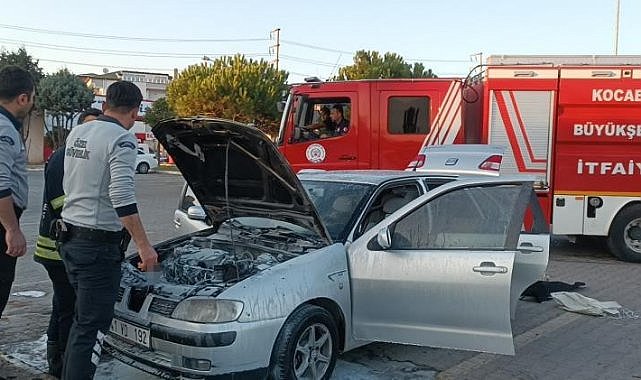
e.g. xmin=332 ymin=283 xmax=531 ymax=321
xmin=153 ymin=118 xmax=331 ymax=244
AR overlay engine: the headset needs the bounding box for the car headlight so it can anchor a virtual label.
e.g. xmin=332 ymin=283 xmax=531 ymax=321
xmin=171 ymin=298 xmax=244 ymax=323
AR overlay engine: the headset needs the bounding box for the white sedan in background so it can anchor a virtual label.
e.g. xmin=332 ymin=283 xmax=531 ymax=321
xmin=135 ymin=148 xmax=158 ymax=174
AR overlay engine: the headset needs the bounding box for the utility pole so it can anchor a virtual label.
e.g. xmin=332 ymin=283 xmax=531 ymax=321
xmin=270 ymin=28 xmax=281 ymax=70
xmin=614 ymin=0 xmax=621 ymax=55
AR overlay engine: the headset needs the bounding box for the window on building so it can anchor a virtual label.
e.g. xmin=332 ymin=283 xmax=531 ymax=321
xmin=388 ymin=96 xmax=430 ymax=134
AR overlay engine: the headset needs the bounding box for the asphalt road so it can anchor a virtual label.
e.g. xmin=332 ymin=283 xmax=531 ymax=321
xmin=1 ymin=170 xmax=641 ymax=380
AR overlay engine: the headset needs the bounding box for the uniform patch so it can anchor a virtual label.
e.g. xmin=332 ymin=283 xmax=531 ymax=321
xmin=118 ymin=141 xmax=136 ymax=150
xmin=0 ymin=135 xmax=15 ymax=146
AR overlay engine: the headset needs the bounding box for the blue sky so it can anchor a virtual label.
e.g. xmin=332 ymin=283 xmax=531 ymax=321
xmin=0 ymin=0 xmax=638 ymax=82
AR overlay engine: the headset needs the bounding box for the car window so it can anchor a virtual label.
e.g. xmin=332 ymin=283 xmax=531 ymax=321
xmin=356 ymin=182 xmax=422 ymax=239
xmin=522 ymin=189 xmax=549 ymax=234
xmin=301 ymin=180 xmax=374 ymax=241
xmin=390 ymin=184 xmax=524 ymax=250
xmin=179 ymin=185 xmax=200 ymax=212
xmin=424 ymin=178 xmax=455 ymax=191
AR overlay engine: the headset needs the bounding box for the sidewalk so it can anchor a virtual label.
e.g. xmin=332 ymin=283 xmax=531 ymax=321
xmin=0 ymin=354 xmax=53 ymax=380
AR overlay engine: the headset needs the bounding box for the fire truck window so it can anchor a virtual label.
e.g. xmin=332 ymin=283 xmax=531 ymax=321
xmin=291 ymin=98 xmax=352 ymax=144
xmin=388 ymin=97 xmax=430 ymax=135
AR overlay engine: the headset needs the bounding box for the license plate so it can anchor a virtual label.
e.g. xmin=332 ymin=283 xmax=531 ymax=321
xmin=109 ymin=318 xmax=150 ymax=348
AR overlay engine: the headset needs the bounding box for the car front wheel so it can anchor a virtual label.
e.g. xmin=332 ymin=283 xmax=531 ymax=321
xmin=137 ymin=162 xmax=150 ymax=174
xmin=270 ymin=305 xmax=338 ymax=380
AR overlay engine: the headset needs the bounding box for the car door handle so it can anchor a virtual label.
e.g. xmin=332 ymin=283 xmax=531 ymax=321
xmin=339 ymin=154 xmax=356 ymax=161
xmin=174 ymin=218 xmax=181 ymax=227
xmin=518 ymin=242 xmax=544 ymax=253
xmin=473 ymin=262 xmax=508 ymax=275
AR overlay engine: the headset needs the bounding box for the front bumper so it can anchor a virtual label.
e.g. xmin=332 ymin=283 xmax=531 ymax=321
xmin=105 ymin=311 xmax=285 ymax=378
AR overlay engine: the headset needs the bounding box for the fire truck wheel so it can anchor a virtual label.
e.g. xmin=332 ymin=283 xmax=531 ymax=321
xmin=607 ymin=204 xmax=641 ymax=262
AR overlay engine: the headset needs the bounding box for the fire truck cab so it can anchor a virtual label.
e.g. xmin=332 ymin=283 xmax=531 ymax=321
xmin=276 ymin=79 xmax=473 ymax=172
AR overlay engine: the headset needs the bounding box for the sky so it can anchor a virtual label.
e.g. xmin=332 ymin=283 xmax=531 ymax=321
xmin=0 ymin=0 xmax=639 ymax=83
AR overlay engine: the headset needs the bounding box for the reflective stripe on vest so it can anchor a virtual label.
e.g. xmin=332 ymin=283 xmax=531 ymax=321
xmin=34 ymin=235 xmax=61 ymax=261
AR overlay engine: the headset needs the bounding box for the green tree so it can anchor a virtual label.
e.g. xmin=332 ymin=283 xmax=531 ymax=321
xmin=336 ymin=50 xmax=437 ymax=80
xmin=167 ymin=54 xmax=288 ymax=135
xmin=37 ymin=69 xmax=95 ymax=149
xmin=143 ymin=97 xmax=175 ymax=127
xmin=0 ymin=47 xmax=45 ymax=86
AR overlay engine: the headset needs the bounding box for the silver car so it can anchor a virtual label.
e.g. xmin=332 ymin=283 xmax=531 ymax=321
xmin=106 ymin=118 xmax=549 ymax=380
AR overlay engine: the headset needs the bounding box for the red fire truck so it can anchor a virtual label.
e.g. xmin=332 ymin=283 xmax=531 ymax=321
xmin=276 ymin=55 xmax=641 ymax=262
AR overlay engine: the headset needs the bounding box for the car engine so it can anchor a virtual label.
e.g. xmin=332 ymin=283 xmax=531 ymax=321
xmin=121 ymin=223 xmax=326 ymax=292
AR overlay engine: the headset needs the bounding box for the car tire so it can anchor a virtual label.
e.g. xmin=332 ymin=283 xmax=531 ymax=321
xmin=270 ymin=305 xmax=338 ymax=380
xmin=137 ymin=162 xmax=150 ymax=174
xmin=607 ymin=204 xmax=641 ymax=262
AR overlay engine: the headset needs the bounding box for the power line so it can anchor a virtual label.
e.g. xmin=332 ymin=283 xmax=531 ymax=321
xmin=0 ymin=23 xmax=470 ymax=64
xmin=280 ymin=39 xmax=470 ymax=63
xmin=406 ymin=57 xmax=469 ymax=63
xmin=0 ymin=38 xmax=270 ymax=59
xmin=37 ymin=58 xmax=176 ymax=73
xmin=280 ymin=54 xmax=340 ymax=68
xmin=280 ymin=40 xmax=354 ymax=55
xmin=0 ymin=23 xmax=268 ymax=43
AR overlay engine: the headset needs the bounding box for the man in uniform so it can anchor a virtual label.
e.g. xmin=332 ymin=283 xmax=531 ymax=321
xmin=60 ymin=82 xmax=158 ymax=379
xmin=0 ymin=66 xmax=34 ymax=319
xmin=34 ymin=108 xmax=102 ymax=377
xmin=330 ymin=104 xmax=350 ymax=136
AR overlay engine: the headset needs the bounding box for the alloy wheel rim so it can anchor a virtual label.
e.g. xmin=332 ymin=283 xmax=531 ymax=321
xmin=293 ymin=323 xmax=332 ymax=380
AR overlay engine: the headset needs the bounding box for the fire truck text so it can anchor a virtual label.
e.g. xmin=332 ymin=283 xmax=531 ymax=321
xmin=577 ymin=159 xmax=641 ymax=175
xmin=574 ymin=122 xmax=641 ymax=140
xmin=592 ymin=88 xmax=641 ymax=102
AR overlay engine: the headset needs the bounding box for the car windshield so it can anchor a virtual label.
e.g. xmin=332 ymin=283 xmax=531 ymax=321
xmin=301 ymin=180 xmax=375 ymax=241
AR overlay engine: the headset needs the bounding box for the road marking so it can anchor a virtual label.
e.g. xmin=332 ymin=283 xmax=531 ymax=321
xmin=437 ymin=312 xmax=581 ymax=379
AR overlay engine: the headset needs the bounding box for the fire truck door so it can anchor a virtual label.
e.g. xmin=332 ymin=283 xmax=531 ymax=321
xmin=488 ymin=90 xmax=554 ymax=186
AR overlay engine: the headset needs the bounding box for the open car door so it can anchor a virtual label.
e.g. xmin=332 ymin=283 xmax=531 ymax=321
xmin=348 ymin=178 xmax=545 ymax=355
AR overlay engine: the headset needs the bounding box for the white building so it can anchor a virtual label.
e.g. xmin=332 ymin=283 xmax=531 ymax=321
xmin=79 ymin=70 xmax=172 ymax=135
xmin=80 ymin=70 xmax=171 ymax=101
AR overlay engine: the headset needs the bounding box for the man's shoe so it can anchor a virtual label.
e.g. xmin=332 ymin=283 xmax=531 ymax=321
xmin=46 ymin=340 xmax=63 ymax=378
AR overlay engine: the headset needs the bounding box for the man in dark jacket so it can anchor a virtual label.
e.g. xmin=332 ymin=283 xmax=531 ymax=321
xmin=34 ymin=108 xmax=102 ymax=377
xmin=0 ymin=66 xmax=34 ymax=319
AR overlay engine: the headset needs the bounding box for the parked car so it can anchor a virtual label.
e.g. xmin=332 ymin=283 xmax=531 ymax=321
xmin=106 ymin=118 xmax=549 ymax=380
xmin=407 ymin=144 xmax=505 ymax=176
xmin=135 ymin=147 xmax=158 ymax=174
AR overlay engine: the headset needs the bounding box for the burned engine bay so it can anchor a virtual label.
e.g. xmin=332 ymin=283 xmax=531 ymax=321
xmin=121 ymin=221 xmax=327 ymax=299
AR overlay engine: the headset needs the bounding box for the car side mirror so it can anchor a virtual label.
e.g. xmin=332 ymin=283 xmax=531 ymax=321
xmin=187 ymin=206 xmax=207 ymax=221
xmin=276 ymin=100 xmax=286 ymax=113
xmin=376 ymin=227 xmax=392 ymax=250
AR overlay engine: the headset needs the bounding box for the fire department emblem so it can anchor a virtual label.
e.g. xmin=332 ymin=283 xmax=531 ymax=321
xmin=306 ymin=144 xmax=326 ymax=164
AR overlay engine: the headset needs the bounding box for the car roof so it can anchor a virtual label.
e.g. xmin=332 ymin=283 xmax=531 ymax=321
xmin=298 ymin=170 xmax=537 ymax=187
xmin=297 ymin=170 xmax=458 ymax=185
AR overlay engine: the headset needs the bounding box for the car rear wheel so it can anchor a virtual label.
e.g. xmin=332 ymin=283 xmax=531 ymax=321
xmin=270 ymin=305 xmax=338 ymax=380
xmin=137 ymin=162 xmax=150 ymax=174
xmin=607 ymin=204 xmax=641 ymax=262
